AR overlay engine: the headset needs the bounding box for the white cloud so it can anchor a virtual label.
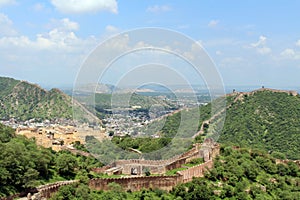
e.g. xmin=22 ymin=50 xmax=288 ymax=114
xmin=105 ymin=25 xmax=119 ymax=33
xmin=281 ymin=48 xmax=295 ymax=57
xmin=50 ymin=18 xmax=80 ymax=31
xmin=147 ymin=5 xmax=171 ymax=13
xmin=0 ymin=18 xmax=96 ymax=53
xmin=0 ymin=23 xmax=98 ymax=88
xmin=280 ymin=48 xmax=300 ymax=60
xmin=296 ymin=40 xmax=300 ymax=47
xmin=251 ymin=35 xmax=267 ymax=47
xmin=208 ymin=19 xmax=219 ymax=28
xmin=0 ymin=13 xmax=17 ymax=36
xmin=51 ymin=0 xmax=118 ymax=14
xmin=257 ymin=47 xmax=271 ymax=55
xmin=250 ymin=35 xmax=271 ymax=55
xmin=0 ymin=0 xmax=15 ymax=7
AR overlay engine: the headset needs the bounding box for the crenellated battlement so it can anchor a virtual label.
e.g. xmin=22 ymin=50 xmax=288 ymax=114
xmin=33 ymin=180 xmax=79 ymax=199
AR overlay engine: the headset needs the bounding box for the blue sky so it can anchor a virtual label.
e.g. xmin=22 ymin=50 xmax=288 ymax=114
xmin=0 ymin=0 xmax=300 ymax=89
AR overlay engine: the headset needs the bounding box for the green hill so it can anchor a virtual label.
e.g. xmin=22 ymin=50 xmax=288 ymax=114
xmin=0 ymin=77 xmax=98 ymax=122
xmin=219 ymin=89 xmax=300 ymax=159
xmin=146 ymin=89 xmax=300 ymax=159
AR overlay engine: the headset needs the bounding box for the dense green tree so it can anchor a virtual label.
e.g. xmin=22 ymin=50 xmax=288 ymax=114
xmin=56 ymin=153 xmax=78 ymax=178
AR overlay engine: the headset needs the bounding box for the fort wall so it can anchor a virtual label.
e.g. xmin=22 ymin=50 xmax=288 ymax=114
xmin=89 ymin=159 xmax=216 ymax=192
xmin=110 ymin=140 xmax=218 ymax=176
xmin=0 ymin=180 xmax=78 ymax=200
xmin=89 ymin=141 xmax=219 ymax=192
xmin=34 ymin=180 xmax=79 ymax=199
xmin=177 ymin=160 xmax=213 ymax=183
xmin=89 ymin=175 xmax=181 ymax=191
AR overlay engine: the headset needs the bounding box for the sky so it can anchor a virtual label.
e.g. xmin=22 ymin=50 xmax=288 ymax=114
xmin=0 ymin=0 xmax=300 ymax=89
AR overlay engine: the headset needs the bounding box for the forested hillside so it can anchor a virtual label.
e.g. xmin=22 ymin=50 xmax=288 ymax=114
xmin=0 ymin=77 xmax=96 ymax=122
xmin=220 ymin=90 xmax=300 ymax=159
xmin=146 ymin=89 xmax=300 ymax=160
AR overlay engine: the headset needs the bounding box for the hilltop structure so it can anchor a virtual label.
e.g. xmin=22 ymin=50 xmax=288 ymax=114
xmin=228 ymin=87 xmax=298 ymax=98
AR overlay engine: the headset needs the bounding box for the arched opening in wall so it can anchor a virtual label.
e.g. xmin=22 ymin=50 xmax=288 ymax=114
xmin=131 ymin=168 xmax=138 ymax=175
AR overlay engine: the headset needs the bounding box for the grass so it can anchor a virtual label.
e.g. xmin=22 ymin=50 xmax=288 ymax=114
xmin=165 ymin=167 xmax=186 ymax=176
xmin=182 ymin=158 xmax=204 ymax=167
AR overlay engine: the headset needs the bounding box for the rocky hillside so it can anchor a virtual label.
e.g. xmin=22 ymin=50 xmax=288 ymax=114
xmin=0 ymin=77 xmax=98 ymax=122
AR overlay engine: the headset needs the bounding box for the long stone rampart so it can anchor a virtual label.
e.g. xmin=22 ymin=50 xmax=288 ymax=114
xmin=177 ymin=160 xmax=214 ymax=183
xmin=90 ymin=141 xmax=219 ymax=192
xmin=32 ymin=180 xmax=79 ymax=200
xmin=89 ymin=159 xmax=216 ymax=192
xmin=0 ymin=180 xmax=78 ymax=200
xmin=89 ymin=175 xmax=181 ymax=191
xmin=110 ymin=140 xmax=218 ymax=176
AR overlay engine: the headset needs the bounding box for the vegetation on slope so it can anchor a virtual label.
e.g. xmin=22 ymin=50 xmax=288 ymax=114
xmin=111 ymin=135 xmax=172 ymax=153
xmin=0 ymin=124 xmax=102 ymax=198
xmin=142 ymin=90 xmax=300 ymax=159
xmin=0 ymin=77 xmax=96 ymax=122
xmin=50 ymin=145 xmax=300 ymax=200
xmin=220 ymin=90 xmax=300 ymax=159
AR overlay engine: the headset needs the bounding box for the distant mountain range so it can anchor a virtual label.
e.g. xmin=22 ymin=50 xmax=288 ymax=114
xmin=0 ymin=77 xmax=98 ymax=122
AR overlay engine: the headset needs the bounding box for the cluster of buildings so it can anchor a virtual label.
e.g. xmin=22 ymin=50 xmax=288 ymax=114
xmin=100 ymin=94 xmax=210 ymax=137
xmin=0 ymin=118 xmax=77 ymax=129
xmin=102 ymin=108 xmax=172 ymax=137
xmin=1 ymin=118 xmax=107 ymax=151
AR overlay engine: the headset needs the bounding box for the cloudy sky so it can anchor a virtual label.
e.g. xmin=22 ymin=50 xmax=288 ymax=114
xmin=0 ymin=0 xmax=300 ymax=89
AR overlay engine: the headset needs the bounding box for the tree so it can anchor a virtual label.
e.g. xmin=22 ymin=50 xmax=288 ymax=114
xmin=50 ymin=184 xmax=75 ymax=200
xmin=75 ymin=184 xmax=90 ymax=200
xmin=56 ymin=153 xmax=78 ymax=177
xmin=0 ymin=124 xmax=14 ymax=143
